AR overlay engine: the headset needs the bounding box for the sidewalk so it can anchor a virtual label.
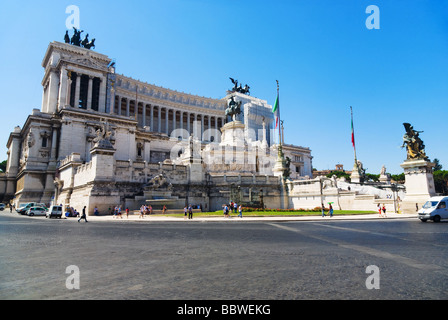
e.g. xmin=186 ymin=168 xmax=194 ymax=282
xmin=77 ymin=211 xmax=418 ymax=223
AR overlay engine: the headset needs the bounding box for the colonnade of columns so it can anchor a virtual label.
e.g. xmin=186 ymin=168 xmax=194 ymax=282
xmin=65 ymin=71 xmax=106 ymax=112
xmin=111 ymin=94 xmax=225 ymax=141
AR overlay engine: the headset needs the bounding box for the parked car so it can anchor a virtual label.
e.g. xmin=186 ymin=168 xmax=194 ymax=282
xmin=17 ymin=203 xmax=47 ymax=215
xmin=46 ymin=205 xmax=63 ymax=219
xmin=26 ymin=206 xmax=47 ymax=216
xmin=418 ymin=196 xmax=448 ymax=222
xmin=0 ymin=204 xmax=5 ymax=211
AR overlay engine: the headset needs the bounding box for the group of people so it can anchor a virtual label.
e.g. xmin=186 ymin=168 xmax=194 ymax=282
xmin=138 ymin=204 xmax=153 ymax=218
xmin=223 ymin=201 xmax=243 ymax=218
xmin=378 ymin=204 xmax=387 ymax=217
xmin=109 ymin=206 xmax=130 ymax=219
xmin=184 ymin=205 xmax=194 ymax=219
xmin=321 ymin=204 xmax=334 ymax=217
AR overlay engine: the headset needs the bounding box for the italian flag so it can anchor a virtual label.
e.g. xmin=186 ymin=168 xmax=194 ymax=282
xmin=273 ymin=93 xmax=279 ymax=129
xmin=350 ymin=106 xmax=356 ymax=149
xmin=351 ymin=112 xmax=355 ymax=148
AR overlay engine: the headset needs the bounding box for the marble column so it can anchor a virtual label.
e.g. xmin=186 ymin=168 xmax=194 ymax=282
xmin=142 ymin=104 xmax=146 ymax=128
xmin=150 ymin=105 xmax=154 ymax=131
xmin=87 ymin=76 xmax=93 ymax=110
xmin=165 ymin=108 xmax=169 ymax=135
xmin=74 ymin=73 xmax=81 ymax=108
xmin=47 ymin=68 xmax=60 ymax=113
xmin=98 ymin=77 xmax=106 ymax=113
xmin=158 ymin=106 xmax=161 ymax=133
xmin=58 ymin=67 xmax=68 ymax=111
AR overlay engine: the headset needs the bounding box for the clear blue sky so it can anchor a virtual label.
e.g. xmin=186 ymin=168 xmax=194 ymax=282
xmin=1 ymin=0 xmax=447 ymax=174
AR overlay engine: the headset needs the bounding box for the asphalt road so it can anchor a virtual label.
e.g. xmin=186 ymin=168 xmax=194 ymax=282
xmin=1 ymin=212 xmax=447 ymax=301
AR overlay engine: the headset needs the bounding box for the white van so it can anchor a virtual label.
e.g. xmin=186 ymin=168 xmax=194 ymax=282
xmin=46 ymin=205 xmax=63 ymax=219
xmin=418 ymin=196 xmax=448 ymax=222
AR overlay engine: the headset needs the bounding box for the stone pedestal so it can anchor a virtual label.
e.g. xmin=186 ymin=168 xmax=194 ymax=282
xmin=180 ymin=136 xmax=204 ymax=183
xmin=350 ymin=162 xmax=362 ymax=183
xmin=220 ymin=120 xmax=245 ymax=146
xmin=400 ymin=159 xmax=436 ymax=213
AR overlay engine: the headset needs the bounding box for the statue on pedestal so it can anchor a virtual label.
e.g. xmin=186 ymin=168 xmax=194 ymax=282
xmin=228 ymin=78 xmax=250 ymax=95
xmin=401 ymin=123 xmax=429 ymax=161
xmin=225 ymin=96 xmax=242 ymax=121
xmin=65 ymin=28 xmax=96 ymax=50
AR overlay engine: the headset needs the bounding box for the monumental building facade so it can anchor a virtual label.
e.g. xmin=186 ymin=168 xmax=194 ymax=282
xmin=0 ymin=41 xmax=313 ymax=213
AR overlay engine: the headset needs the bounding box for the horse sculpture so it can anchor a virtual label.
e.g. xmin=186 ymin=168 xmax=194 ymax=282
xmin=65 ymin=29 xmax=96 ymax=50
xmin=225 ymin=96 xmax=242 ymax=121
xmin=229 ymin=78 xmax=250 ymax=95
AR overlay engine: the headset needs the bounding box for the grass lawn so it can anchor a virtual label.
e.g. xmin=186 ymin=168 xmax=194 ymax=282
xmin=153 ymin=210 xmax=377 ymax=218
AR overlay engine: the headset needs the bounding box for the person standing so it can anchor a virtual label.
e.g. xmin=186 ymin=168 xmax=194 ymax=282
xmin=382 ymin=204 xmax=387 ymax=218
xmin=126 ymin=207 xmax=129 ymax=219
xmin=321 ymin=203 xmax=326 ymax=217
xmin=188 ymin=204 xmax=193 ymax=219
xmin=378 ymin=204 xmax=382 ymax=217
xmin=238 ymin=205 xmax=242 ymax=218
xmin=329 ymin=204 xmax=333 ymax=218
xmin=78 ymin=206 xmax=88 ymax=223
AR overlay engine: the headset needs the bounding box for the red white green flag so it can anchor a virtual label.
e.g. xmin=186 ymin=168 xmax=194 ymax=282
xmin=351 ymin=107 xmax=355 ymax=148
xmin=273 ymin=93 xmax=279 ymax=129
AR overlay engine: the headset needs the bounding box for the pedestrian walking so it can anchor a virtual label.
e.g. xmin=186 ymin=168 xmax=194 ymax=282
xmin=329 ymin=204 xmax=333 ymax=217
xmin=94 ymin=207 xmax=99 ymax=216
xmin=184 ymin=206 xmax=187 ymax=219
xmin=321 ymin=203 xmax=326 ymax=217
xmin=378 ymin=204 xmax=382 ymax=217
xmin=224 ymin=204 xmax=229 ymax=218
xmin=126 ymin=207 xmax=129 ymax=218
xmin=382 ymin=204 xmax=387 ymax=217
xmin=238 ymin=205 xmax=242 ymax=218
xmin=78 ymin=206 xmax=88 ymax=223
xmin=162 ymin=205 xmax=167 ymax=214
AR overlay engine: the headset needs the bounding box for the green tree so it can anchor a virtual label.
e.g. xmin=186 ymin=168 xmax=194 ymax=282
xmin=326 ymin=170 xmax=351 ymax=181
xmin=390 ymin=173 xmax=405 ymax=183
xmin=0 ymin=160 xmax=6 ymax=173
xmin=433 ymin=158 xmax=443 ymax=171
xmin=365 ymin=173 xmax=379 ymax=182
xmin=432 ymin=158 xmax=448 ymax=194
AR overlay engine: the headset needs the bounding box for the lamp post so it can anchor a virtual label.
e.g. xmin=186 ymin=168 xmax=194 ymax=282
xmin=391 ymin=183 xmax=398 ymax=213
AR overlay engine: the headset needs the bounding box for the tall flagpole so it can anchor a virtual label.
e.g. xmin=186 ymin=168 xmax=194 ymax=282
xmin=350 ymin=106 xmax=363 ymax=183
xmin=276 ymin=80 xmax=281 ymax=145
xmin=350 ymin=106 xmax=357 ymax=163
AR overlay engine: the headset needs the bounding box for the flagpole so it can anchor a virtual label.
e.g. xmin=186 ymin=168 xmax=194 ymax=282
xmin=276 ymin=80 xmax=281 ymax=145
xmin=351 ymin=106 xmax=357 ymax=163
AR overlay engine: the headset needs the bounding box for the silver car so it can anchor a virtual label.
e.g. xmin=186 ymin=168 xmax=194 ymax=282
xmin=27 ymin=206 xmax=47 ymax=216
